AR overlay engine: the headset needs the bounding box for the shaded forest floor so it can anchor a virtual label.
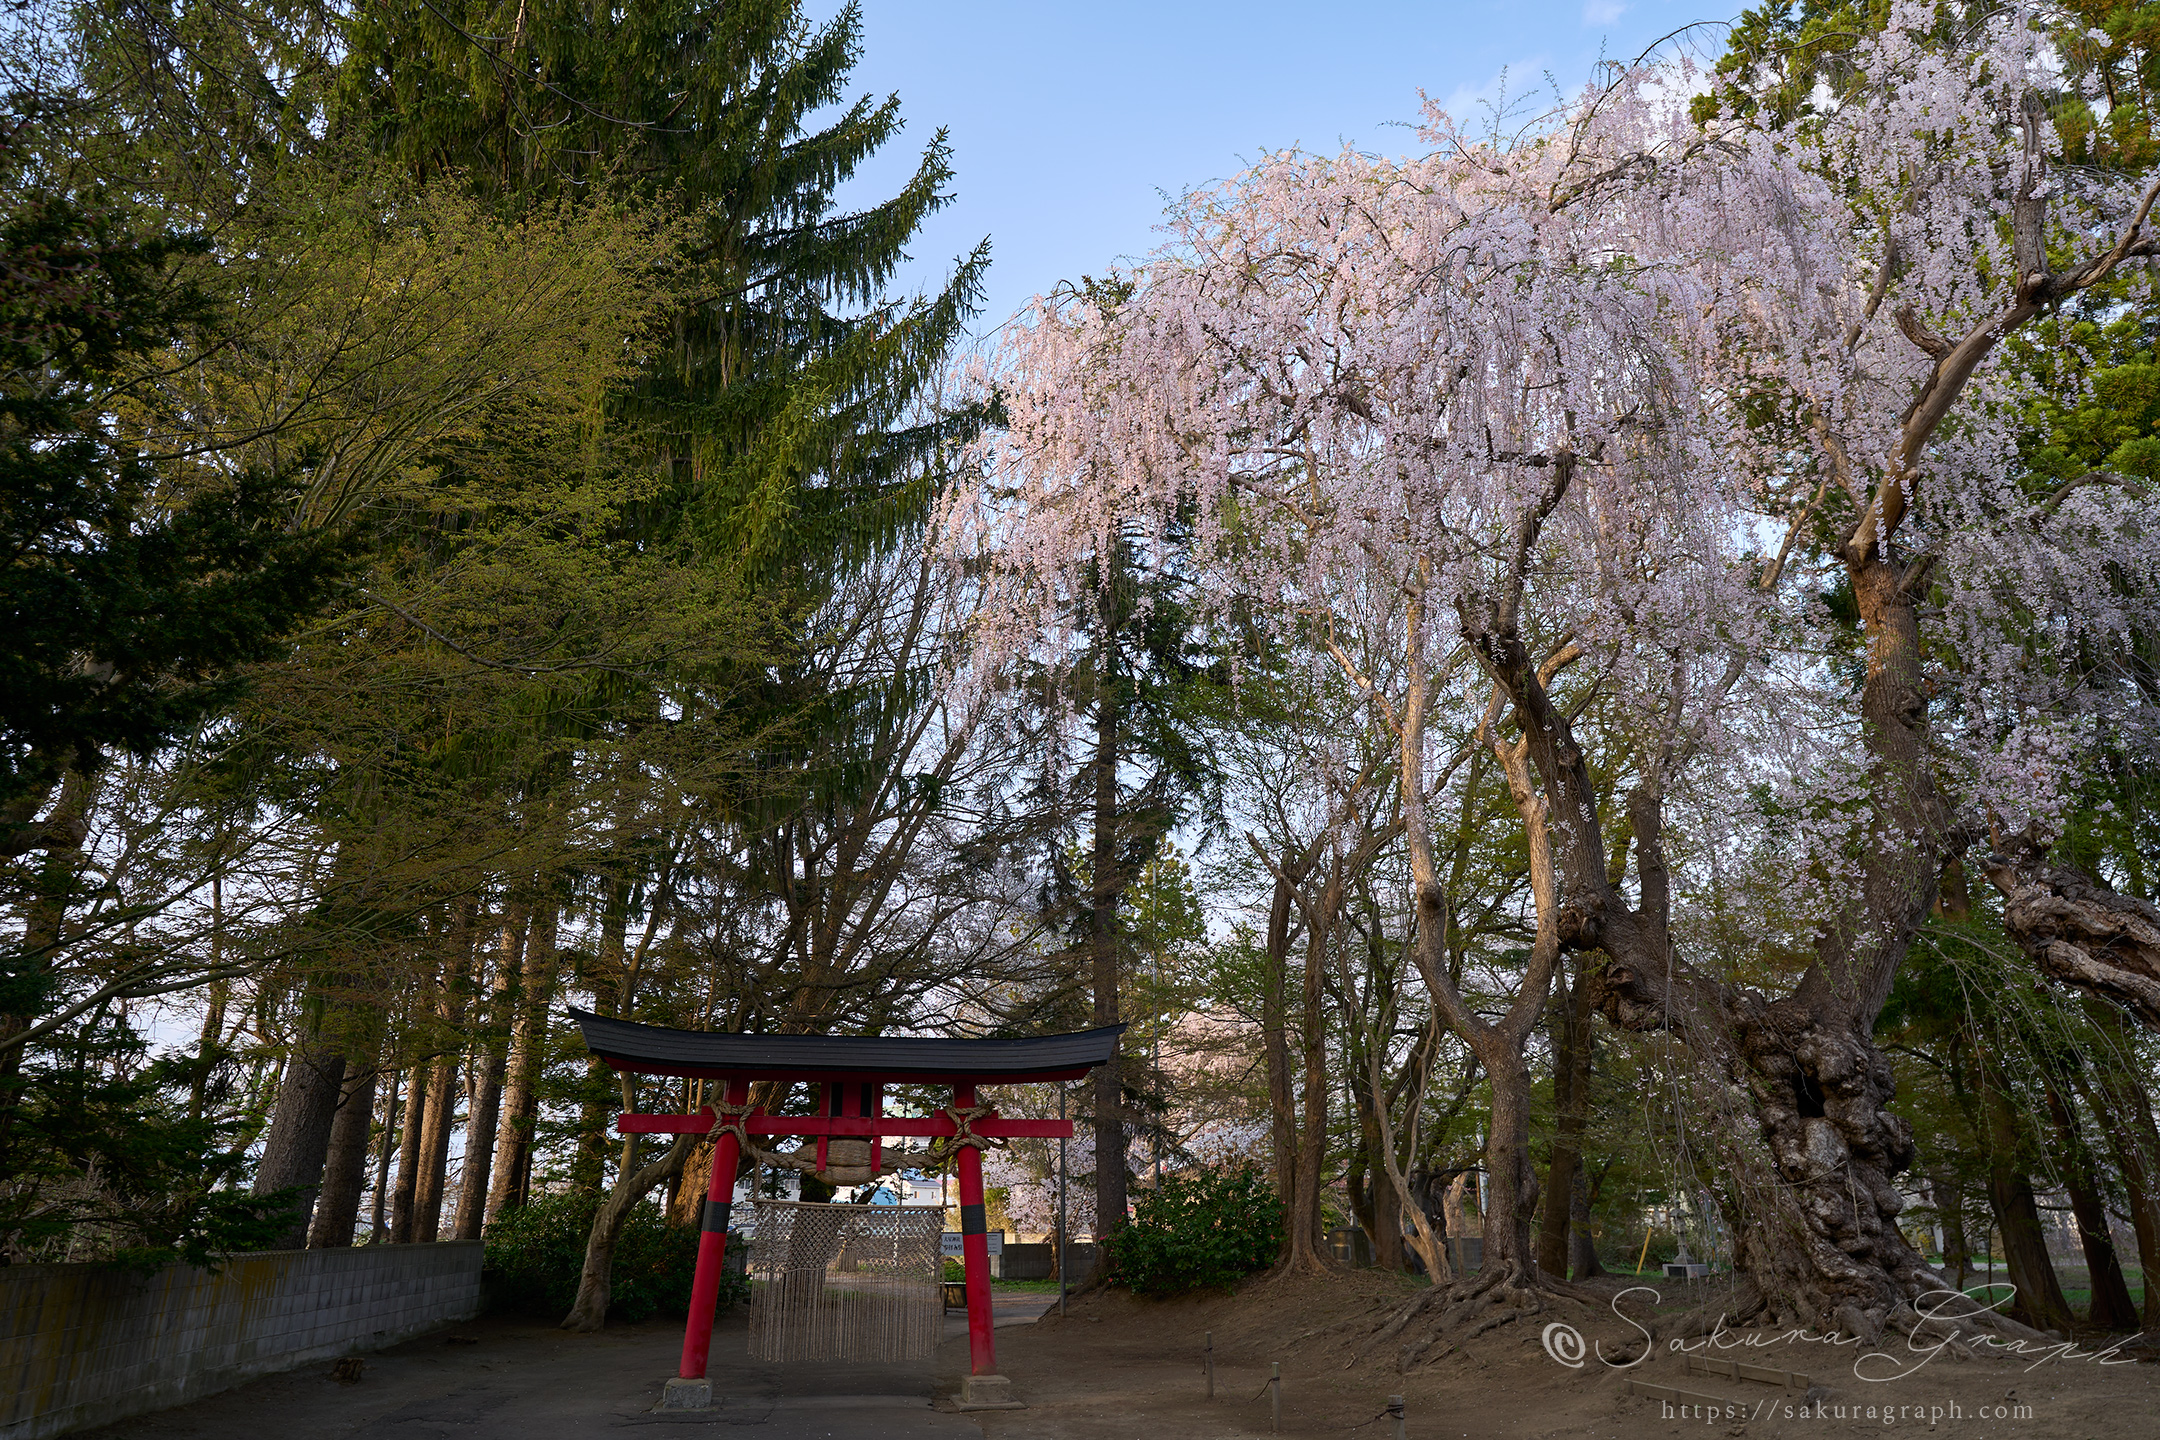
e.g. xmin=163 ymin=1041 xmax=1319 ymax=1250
xmin=966 ymin=1269 xmax=2160 ymax=1438
xmin=71 ymin=1268 xmax=2158 ymax=1438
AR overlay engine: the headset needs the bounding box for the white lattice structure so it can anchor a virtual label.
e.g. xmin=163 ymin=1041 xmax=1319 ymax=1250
xmin=747 ymin=1202 xmax=943 ymax=1363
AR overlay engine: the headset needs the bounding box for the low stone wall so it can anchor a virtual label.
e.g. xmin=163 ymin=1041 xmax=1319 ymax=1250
xmin=0 ymin=1242 xmax=483 ymax=1440
xmin=998 ymin=1241 xmax=1097 ymax=1282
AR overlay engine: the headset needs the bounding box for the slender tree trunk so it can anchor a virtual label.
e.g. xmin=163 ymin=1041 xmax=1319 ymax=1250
xmin=1089 ymin=649 xmax=1127 ymax=1251
xmin=1370 ymin=1149 xmax=1403 ymax=1271
xmin=389 ymin=1064 xmax=425 ymax=1243
xmin=415 ymin=912 xmax=477 ymax=1240
xmin=1261 ymin=863 xmax=1300 ymax=1243
xmin=1290 ymin=869 xmax=1337 ymax=1270
xmin=573 ymin=883 xmax=630 ymax=1193
xmin=371 ymin=1069 xmax=400 ymax=1243
xmin=253 ymin=1033 xmax=347 ymax=1250
xmin=1568 ymin=1163 xmax=1605 ymax=1278
xmin=2046 ymin=1083 xmax=2138 ymax=1329
xmin=2073 ymin=1003 xmax=2160 ymax=1329
xmin=1981 ymin=1075 xmax=2074 ymax=1335
xmin=561 ymin=1128 xmax=694 ymax=1330
xmin=455 ymin=907 xmax=526 ymax=1239
xmin=1474 ymin=1040 xmax=1541 ymax=1283
xmin=413 ymin=1056 xmax=460 ymax=1242
xmin=188 ymin=980 xmax=228 ymax=1122
xmin=490 ymin=901 xmax=559 ymax=1219
xmin=310 ymin=1064 xmax=378 ymax=1248
xmin=1930 ymin=1173 xmax=1971 ymax=1291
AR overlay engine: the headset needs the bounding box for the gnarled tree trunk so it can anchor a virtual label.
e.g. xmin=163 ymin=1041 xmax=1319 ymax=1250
xmin=561 ymin=1127 xmax=694 ymax=1330
xmin=1982 ymin=850 xmax=2160 ymax=1027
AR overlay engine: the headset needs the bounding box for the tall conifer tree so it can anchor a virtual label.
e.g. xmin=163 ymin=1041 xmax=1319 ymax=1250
xmin=334 ymin=0 xmax=989 ymax=575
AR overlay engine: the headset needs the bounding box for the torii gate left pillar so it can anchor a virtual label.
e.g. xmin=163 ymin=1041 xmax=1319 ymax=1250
xmin=623 ymin=1076 xmax=1072 ymax=1411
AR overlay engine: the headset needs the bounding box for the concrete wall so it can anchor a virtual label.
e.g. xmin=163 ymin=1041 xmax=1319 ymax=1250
xmin=0 ymin=1242 xmax=483 ymax=1440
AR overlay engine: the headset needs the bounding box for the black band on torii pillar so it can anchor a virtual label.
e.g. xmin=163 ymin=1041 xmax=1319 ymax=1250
xmin=702 ymin=1199 xmax=732 ymax=1234
xmin=960 ymin=1203 xmax=986 ymax=1236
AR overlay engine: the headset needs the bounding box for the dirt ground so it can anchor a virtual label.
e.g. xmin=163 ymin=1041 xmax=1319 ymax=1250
xmin=977 ymin=1271 xmax=2160 ymax=1439
xmin=73 ymin=1272 xmax=2160 ymax=1438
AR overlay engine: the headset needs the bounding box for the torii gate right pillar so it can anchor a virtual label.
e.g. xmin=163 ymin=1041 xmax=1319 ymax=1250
xmin=951 ymin=1082 xmax=1003 ymax=1388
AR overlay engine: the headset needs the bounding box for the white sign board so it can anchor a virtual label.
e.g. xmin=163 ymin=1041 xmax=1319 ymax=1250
xmin=941 ymin=1231 xmax=1002 ymax=1255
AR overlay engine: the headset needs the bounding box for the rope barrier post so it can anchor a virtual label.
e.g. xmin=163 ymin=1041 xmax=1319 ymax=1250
xmin=666 ymin=1079 xmax=751 ymax=1408
xmin=1205 ymin=1330 xmax=1214 ymax=1400
xmin=1388 ymin=1393 xmax=1406 ymax=1440
xmin=1270 ymin=1362 xmax=1282 ymax=1433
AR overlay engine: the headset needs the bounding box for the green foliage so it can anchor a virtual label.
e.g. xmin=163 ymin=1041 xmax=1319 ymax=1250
xmin=481 ymin=1192 xmax=746 ymax=1323
xmin=335 ymin=0 xmax=989 ymax=580
xmin=0 ymin=180 xmax=347 ymax=808
xmin=0 ymin=1014 xmax=295 ymax=1267
xmin=1108 ymin=1167 xmax=1282 ymax=1297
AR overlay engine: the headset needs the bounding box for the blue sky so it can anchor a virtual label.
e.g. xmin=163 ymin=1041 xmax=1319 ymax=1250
xmin=826 ymin=0 xmax=1739 ymax=335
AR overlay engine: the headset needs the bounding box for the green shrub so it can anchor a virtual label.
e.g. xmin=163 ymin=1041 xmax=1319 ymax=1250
xmin=482 ymin=1192 xmax=747 ymax=1323
xmin=1109 ymin=1166 xmax=1283 ymax=1297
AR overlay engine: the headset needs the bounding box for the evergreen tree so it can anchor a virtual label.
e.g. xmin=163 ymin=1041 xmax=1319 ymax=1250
xmin=334 ymin=0 xmax=990 ymax=575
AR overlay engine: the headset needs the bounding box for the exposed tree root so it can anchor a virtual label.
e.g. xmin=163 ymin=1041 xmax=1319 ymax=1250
xmin=1353 ymin=1259 xmax=1591 ymax=1371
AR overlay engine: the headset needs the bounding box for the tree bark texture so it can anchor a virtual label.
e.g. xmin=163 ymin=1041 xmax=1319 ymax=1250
xmin=308 ymin=1064 xmax=377 ymax=1248
xmin=1982 ymin=850 xmax=2160 ymax=1028
xmin=2070 ymin=1020 xmax=2160 ymax=1328
xmin=389 ymin=1066 xmax=425 ymax=1243
xmin=414 ymin=913 xmax=476 ymax=1241
xmin=489 ymin=901 xmax=558 ymax=1219
xmin=252 ymin=1036 xmax=347 ymax=1250
xmin=1568 ymin=1163 xmax=1605 ymax=1279
xmin=561 ymin=1131 xmax=693 ymax=1330
xmin=1981 ymin=1073 xmax=2074 ymax=1336
xmin=455 ymin=907 xmax=527 ymax=1239
xmin=2043 ymin=1082 xmax=2138 ymax=1329
xmin=412 ymin=1055 xmax=460 ymax=1243
xmin=370 ymin=1069 xmax=400 ymax=1243
xmin=1539 ymin=963 xmax=1594 ymax=1277
xmin=1927 ymin=1172 xmax=1971 ymax=1291
xmin=1291 ymin=865 xmax=1338 ymax=1270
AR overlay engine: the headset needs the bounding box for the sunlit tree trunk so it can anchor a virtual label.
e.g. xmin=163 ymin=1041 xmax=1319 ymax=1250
xmin=389 ymin=1063 xmax=426 ymax=1243
xmin=455 ymin=906 xmax=526 ymax=1239
xmin=492 ymin=900 xmax=558 ymax=1218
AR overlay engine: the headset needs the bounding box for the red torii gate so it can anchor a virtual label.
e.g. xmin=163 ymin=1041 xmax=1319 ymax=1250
xmin=568 ymin=1010 xmax=1122 ymax=1410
